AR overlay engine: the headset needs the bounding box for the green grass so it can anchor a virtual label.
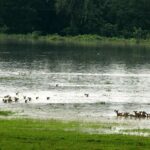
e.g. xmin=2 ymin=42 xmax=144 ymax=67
xmin=0 ymin=119 xmax=149 ymax=150
xmin=0 ymin=110 xmax=13 ymax=116
xmin=0 ymin=33 xmax=150 ymax=47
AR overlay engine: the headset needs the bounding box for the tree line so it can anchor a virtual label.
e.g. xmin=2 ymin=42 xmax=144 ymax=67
xmin=0 ymin=0 xmax=150 ymax=38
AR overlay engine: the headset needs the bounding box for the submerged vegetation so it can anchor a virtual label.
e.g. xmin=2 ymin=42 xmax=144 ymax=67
xmin=0 ymin=119 xmax=149 ymax=150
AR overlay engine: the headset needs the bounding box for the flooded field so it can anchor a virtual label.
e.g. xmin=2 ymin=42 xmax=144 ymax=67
xmin=0 ymin=43 xmax=150 ymax=134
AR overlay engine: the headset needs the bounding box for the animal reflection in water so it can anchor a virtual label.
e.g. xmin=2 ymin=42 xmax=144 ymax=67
xmin=114 ymin=110 xmax=150 ymax=119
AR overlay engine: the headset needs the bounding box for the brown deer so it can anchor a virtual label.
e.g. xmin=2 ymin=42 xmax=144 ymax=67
xmin=14 ymin=97 xmax=19 ymax=102
xmin=124 ymin=112 xmax=129 ymax=118
xmin=3 ymin=99 xmax=7 ymax=103
xmin=114 ymin=110 xmax=124 ymax=117
xmin=146 ymin=113 xmax=150 ymax=118
xmin=7 ymin=97 xmax=12 ymax=103
xmin=133 ymin=111 xmax=141 ymax=118
xmin=140 ymin=111 xmax=147 ymax=118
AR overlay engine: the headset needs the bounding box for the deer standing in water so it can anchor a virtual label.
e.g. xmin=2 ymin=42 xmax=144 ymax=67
xmin=140 ymin=111 xmax=147 ymax=118
xmin=133 ymin=111 xmax=141 ymax=118
xmin=146 ymin=113 xmax=150 ymax=118
xmin=114 ymin=110 xmax=124 ymax=117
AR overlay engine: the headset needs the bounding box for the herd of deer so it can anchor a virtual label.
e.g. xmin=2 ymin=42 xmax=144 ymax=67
xmin=1 ymin=93 xmax=150 ymax=120
xmin=114 ymin=110 xmax=150 ymax=119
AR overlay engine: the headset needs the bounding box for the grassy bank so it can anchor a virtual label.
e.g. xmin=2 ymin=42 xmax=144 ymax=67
xmin=0 ymin=33 xmax=150 ymax=47
xmin=0 ymin=119 xmax=149 ymax=150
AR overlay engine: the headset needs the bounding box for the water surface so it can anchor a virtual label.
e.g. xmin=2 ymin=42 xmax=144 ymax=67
xmin=0 ymin=43 xmax=150 ymax=119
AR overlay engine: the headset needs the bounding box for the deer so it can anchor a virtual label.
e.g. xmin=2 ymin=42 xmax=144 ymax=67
xmin=14 ymin=97 xmax=19 ymax=102
xmin=4 ymin=95 xmax=10 ymax=98
xmin=133 ymin=111 xmax=141 ymax=118
xmin=140 ymin=111 xmax=147 ymax=118
xmin=146 ymin=113 xmax=150 ymax=118
xmin=3 ymin=99 xmax=7 ymax=103
xmin=123 ymin=112 xmax=130 ymax=118
xmin=114 ymin=110 xmax=124 ymax=117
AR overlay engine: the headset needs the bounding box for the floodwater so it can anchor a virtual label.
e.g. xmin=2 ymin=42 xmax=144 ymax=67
xmin=0 ymin=43 xmax=150 ymax=125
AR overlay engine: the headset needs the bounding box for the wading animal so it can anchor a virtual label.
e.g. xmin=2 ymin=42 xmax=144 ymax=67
xmin=114 ymin=110 xmax=124 ymax=117
xmin=14 ymin=97 xmax=19 ymax=102
xmin=146 ymin=113 xmax=150 ymax=118
xmin=133 ymin=111 xmax=141 ymax=118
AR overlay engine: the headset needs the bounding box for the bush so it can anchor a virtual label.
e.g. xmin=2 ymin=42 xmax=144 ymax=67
xmin=31 ymin=31 xmax=42 ymax=39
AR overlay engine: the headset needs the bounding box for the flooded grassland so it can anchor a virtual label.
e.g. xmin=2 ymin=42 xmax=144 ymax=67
xmin=0 ymin=43 xmax=150 ymax=137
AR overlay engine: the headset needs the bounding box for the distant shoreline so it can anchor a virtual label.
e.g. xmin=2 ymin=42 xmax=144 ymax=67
xmin=0 ymin=33 xmax=150 ymax=47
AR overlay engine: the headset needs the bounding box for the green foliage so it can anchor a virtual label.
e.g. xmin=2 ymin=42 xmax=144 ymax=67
xmin=0 ymin=110 xmax=13 ymax=116
xmin=0 ymin=0 xmax=150 ymax=38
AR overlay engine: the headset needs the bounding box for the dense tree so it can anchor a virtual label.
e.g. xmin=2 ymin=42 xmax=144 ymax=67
xmin=0 ymin=0 xmax=150 ymax=38
xmin=0 ymin=0 xmax=38 ymax=33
